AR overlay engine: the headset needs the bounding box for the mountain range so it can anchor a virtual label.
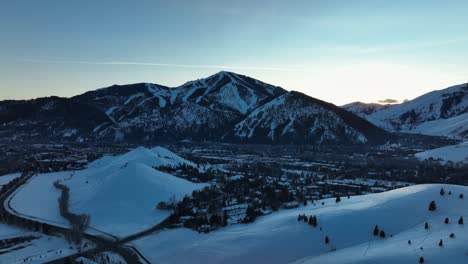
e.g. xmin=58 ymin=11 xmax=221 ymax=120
xmin=1 ymin=71 xmax=465 ymax=145
xmin=343 ymin=83 xmax=468 ymax=139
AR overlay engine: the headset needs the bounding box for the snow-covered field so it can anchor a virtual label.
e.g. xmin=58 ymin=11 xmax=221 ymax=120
xmin=0 ymin=222 xmax=90 ymax=264
xmin=0 ymin=172 xmax=21 ymax=186
xmin=131 ymin=184 xmax=468 ymax=264
xmin=416 ymin=141 xmax=468 ymax=163
xmin=9 ymin=146 xmax=206 ymax=237
xmin=0 ymin=222 xmax=24 ymax=238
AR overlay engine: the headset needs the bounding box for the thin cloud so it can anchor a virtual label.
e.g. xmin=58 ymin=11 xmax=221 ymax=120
xmin=378 ymin=99 xmax=400 ymax=104
xmin=333 ymin=37 xmax=468 ymax=54
xmin=21 ymin=59 xmax=310 ymax=73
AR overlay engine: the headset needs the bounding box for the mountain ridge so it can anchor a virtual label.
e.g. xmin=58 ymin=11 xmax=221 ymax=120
xmin=0 ymin=71 xmax=391 ymax=145
xmin=343 ymin=83 xmax=468 ymax=139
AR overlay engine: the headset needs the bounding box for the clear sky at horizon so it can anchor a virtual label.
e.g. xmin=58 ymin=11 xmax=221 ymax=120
xmin=1 ymin=0 xmax=468 ymax=105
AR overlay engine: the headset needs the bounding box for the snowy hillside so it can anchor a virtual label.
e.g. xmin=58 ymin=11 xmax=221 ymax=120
xmin=230 ymin=91 xmax=388 ymax=144
xmin=343 ymin=83 xmax=468 ymax=139
xmin=70 ymin=71 xmax=287 ymax=142
xmin=9 ymin=146 xmax=206 ymax=237
xmin=0 ymin=222 xmax=91 ymax=263
xmin=132 ymin=184 xmax=468 ymax=264
xmin=415 ymin=141 xmax=468 ymax=163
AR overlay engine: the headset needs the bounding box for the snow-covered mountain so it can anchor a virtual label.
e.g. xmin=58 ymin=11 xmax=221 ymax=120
xmin=343 ymin=84 xmax=468 ymax=139
xmin=228 ymin=91 xmax=388 ymax=144
xmin=0 ymin=71 xmax=389 ymax=145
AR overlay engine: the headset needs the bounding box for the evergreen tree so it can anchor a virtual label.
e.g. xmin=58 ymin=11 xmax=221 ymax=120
xmin=245 ymin=205 xmax=256 ymax=223
xmin=379 ymin=230 xmax=386 ymax=238
xmin=223 ymin=210 xmax=229 ymax=227
xmin=309 ymin=215 xmax=318 ymax=227
xmin=373 ymin=225 xmax=379 ymax=236
xmin=428 ymin=201 xmax=436 ymax=211
xmin=458 ymin=216 xmax=464 ymax=225
xmin=444 ymin=217 xmax=449 ymax=224
xmin=440 ymin=188 xmax=445 ymax=196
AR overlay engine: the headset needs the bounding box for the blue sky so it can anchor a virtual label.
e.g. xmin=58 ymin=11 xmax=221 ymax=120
xmin=1 ymin=0 xmax=468 ymax=105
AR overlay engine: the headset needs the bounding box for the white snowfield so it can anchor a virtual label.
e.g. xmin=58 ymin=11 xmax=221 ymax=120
xmin=132 ymin=184 xmax=468 ymax=264
xmin=415 ymin=141 xmax=468 ymax=163
xmin=0 ymin=223 xmax=90 ymax=264
xmin=9 ymin=146 xmax=205 ymax=237
xmin=0 ymin=172 xmax=21 ymax=186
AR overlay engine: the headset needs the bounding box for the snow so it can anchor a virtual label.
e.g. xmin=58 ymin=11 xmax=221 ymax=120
xmin=145 ymin=83 xmax=167 ymax=108
xmin=354 ymin=83 xmax=468 ymax=138
xmin=76 ymin=251 xmax=126 ymax=264
xmin=0 ymin=222 xmax=24 ymax=238
xmin=233 ymin=93 xmax=367 ymax=143
xmin=0 ymin=172 xmax=21 ymax=185
xmin=105 ymin=106 xmax=118 ymax=123
xmin=132 ymin=184 xmax=468 ymax=264
xmin=415 ymin=141 xmax=468 ymax=163
xmin=410 ymin=112 xmax=468 ymax=138
xmin=0 ymin=225 xmax=92 ymax=264
xmin=175 ymin=71 xmax=279 ymax=115
xmin=9 ymin=146 xmax=206 ymax=237
xmin=124 ymin=92 xmax=145 ymax=105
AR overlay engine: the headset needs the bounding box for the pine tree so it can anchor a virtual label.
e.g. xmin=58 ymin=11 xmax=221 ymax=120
xmin=373 ymin=225 xmax=379 ymax=236
xmin=440 ymin=188 xmax=445 ymax=196
xmin=428 ymin=201 xmax=436 ymax=211
xmin=445 ymin=217 xmax=449 ymax=224
xmin=309 ymin=215 xmax=318 ymax=227
xmin=223 ymin=210 xmax=229 ymax=227
xmin=438 ymin=239 xmax=443 ymax=247
xmin=379 ymin=230 xmax=386 ymax=238
xmin=424 ymin=222 xmax=429 ymax=230
xmin=458 ymin=216 xmax=464 ymax=225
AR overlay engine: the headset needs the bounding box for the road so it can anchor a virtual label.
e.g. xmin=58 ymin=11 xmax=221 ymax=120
xmin=0 ymin=171 xmax=165 ymax=264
